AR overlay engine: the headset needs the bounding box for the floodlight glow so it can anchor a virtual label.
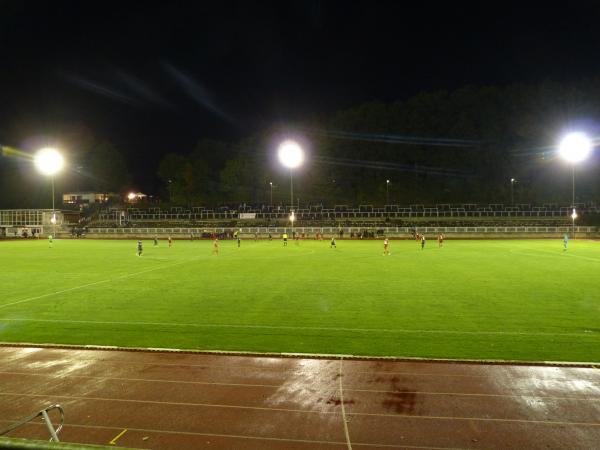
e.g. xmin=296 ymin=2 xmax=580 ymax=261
xmin=571 ymin=208 xmax=578 ymax=219
xmin=50 ymin=214 xmax=57 ymax=224
xmin=559 ymin=132 xmax=592 ymax=163
xmin=290 ymin=211 xmax=296 ymax=222
xmin=278 ymin=140 xmax=304 ymax=169
xmin=34 ymin=148 xmax=64 ymax=176
xmin=128 ymin=193 xmax=136 ymax=200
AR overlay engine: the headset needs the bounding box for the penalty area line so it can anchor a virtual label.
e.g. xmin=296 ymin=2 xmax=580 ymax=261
xmin=0 ymin=258 xmax=201 ymax=311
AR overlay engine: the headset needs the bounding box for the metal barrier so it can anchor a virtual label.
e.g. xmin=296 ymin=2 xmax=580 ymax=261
xmin=0 ymin=438 xmax=139 ymax=449
xmin=0 ymin=405 xmax=141 ymax=449
xmin=0 ymin=405 xmax=64 ymax=442
xmin=88 ymin=226 xmax=597 ymax=235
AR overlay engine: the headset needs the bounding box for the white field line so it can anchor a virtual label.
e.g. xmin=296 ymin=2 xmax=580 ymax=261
xmin=0 ymin=317 xmax=595 ymax=338
xmin=509 ymin=248 xmax=600 ymax=263
xmin=0 ymin=258 xmax=200 ymax=310
xmin=339 ymin=358 xmax=353 ymax=450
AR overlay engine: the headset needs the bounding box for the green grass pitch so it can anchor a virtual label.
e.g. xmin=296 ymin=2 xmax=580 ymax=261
xmin=0 ymin=238 xmax=598 ymax=362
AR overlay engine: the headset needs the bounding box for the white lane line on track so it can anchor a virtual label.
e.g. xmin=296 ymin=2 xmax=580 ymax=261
xmin=1 ymin=371 xmax=598 ymax=401
xmin=1 ymin=356 xmax=595 ymax=380
xmin=339 ymin=358 xmax=353 ymax=450
xmin=0 ymin=418 xmax=458 ymax=449
xmin=3 ymin=392 xmax=600 ymax=427
xmin=0 ymin=392 xmax=338 ymax=415
xmin=0 ymin=317 xmax=595 ymax=337
xmin=0 ymin=258 xmax=201 ymax=310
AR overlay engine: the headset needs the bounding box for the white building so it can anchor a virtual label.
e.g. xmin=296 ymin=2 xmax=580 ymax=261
xmin=62 ymin=192 xmax=117 ymax=205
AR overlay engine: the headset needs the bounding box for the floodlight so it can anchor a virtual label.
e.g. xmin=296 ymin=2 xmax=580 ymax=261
xmin=50 ymin=214 xmax=57 ymax=224
xmin=571 ymin=208 xmax=578 ymax=219
xmin=559 ymin=132 xmax=592 ymax=163
xmin=278 ymin=140 xmax=304 ymax=169
xmin=290 ymin=211 xmax=296 ymax=222
xmin=34 ymin=148 xmax=64 ymax=176
xmin=128 ymin=193 xmax=136 ymax=200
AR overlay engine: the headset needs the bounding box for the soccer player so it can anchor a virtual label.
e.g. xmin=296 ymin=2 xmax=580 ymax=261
xmin=330 ymin=236 xmax=336 ymax=248
xmin=213 ymin=237 xmax=219 ymax=255
xmin=137 ymin=240 xmax=143 ymax=256
xmin=168 ymin=236 xmax=173 ymax=248
xmin=421 ymin=235 xmax=426 ymax=250
xmin=282 ymin=232 xmax=288 ymax=246
xmin=153 ymin=236 xmax=158 ymax=247
xmin=563 ymin=233 xmax=569 ymax=251
xmin=237 ymin=232 xmax=241 ymax=248
xmin=383 ymin=237 xmax=390 ymax=255
xmin=438 ymin=234 xmax=444 ymax=248
xmin=48 ymin=234 xmax=53 ymax=248
xmin=268 ymin=233 xmax=272 ymax=241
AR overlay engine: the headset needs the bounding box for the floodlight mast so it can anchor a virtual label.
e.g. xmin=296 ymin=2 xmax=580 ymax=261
xmin=34 ymin=148 xmax=64 ymax=238
xmin=277 ymin=140 xmax=304 ymax=238
xmin=386 ymin=179 xmax=390 ymax=205
xmin=558 ymin=132 xmax=592 ymax=239
xmin=510 ymin=178 xmax=517 ymax=205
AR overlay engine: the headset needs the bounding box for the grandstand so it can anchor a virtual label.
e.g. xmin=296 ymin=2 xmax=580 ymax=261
xmin=95 ymin=202 xmax=600 ymax=223
xmin=0 ymin=210 xmax=59 ymax=238
xmin=3 ymin=203 xmax=597 ymax=240
xmin=80 ymin=202 xmax=600 ymax=239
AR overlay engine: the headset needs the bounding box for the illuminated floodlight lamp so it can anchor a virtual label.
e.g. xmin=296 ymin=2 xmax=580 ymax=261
xmin=34 ymin=148 xmax=64 ymax=176
xmin=571 ymin=208 xmax=578 ymax=220
xmin=559 ymin=132 xmax=592 ymax=163
xmin=127 ymin=192 xmax=136 ymax=200
xmin=50 ymin=214 xmax=57 ymax=224
xmin=289 ymin=211 xmax=296 ymax=222
xmin=278 ymin=140 xmax=304 ymax=169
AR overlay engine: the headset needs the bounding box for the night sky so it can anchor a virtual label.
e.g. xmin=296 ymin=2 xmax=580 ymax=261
xmin=2 ymin=1 xmax=600 ymax=190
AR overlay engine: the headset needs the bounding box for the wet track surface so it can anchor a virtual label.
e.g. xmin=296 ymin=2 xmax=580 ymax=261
xmin=1 ymin=346 xmax=599 ymax=449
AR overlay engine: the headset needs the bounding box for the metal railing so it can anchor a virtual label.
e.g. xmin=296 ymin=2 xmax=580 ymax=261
xmin=0 ymin=405 xmax=141 ymax=449
xmin=0 ymin=438 xmax=140 ymax=450
xmin=88 ymin=226 xmax=597 ymax=235
xmin=0 ymin=405 xmax=64 ymax=442
xmin=100 ymin=210 xmax=587 ymax=221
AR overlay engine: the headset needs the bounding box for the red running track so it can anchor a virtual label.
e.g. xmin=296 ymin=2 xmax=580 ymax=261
xmin=1 ymin=345 xmax=599 ymax=449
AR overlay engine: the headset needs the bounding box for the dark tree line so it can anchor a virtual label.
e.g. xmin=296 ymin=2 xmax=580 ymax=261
xmin=157 ymin=80 xmax=600 ymax=206
xmin=2 ymin=79 xmax=600 ymax=209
